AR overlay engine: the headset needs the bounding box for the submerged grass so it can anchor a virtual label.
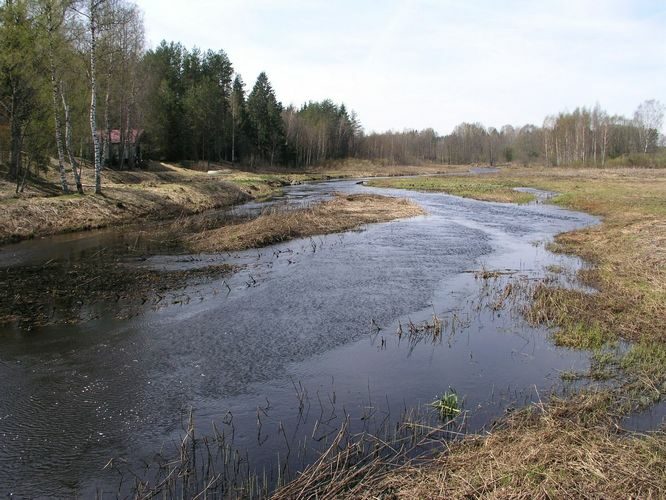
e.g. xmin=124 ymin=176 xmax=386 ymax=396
xmin=430 ymin=390 xmax=461 ymax=420
xmin=187 ymin=193 xmax=425 ymax=253
xmin=0 ymin=256 xmax=235 ymax=327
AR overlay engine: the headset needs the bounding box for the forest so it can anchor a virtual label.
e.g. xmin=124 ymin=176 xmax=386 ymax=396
xmin=1 ymin=0 xmax=664 ymax=195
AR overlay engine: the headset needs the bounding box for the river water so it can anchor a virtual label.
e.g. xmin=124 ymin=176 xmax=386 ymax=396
xmin=0 ymin=179 xmax=599 ymax=497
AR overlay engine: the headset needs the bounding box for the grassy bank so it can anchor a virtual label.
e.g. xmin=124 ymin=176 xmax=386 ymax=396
xmin=284 ymin=167 xmax=666 ymax=499
xmin=187 ymin=193 xmax=425 ymax=252
xmin=0 ymin=160 xmax=465 ymax=245
xmin=369 ymin=176 xmax=536 ymax=203
xmin=0 ymin=163 xmax=254 ymax=244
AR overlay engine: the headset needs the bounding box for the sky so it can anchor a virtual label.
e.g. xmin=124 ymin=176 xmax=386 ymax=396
xmin=136 ymin=0 xmax=666 ymax=134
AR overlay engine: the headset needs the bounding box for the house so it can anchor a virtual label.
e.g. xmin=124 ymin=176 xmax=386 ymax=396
xmin=97 ymin=129 xmax=144 ymax=167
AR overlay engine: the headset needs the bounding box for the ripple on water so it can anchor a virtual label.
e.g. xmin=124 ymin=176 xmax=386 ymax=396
xmin=0 ymin=179 xmax=600 ymax=497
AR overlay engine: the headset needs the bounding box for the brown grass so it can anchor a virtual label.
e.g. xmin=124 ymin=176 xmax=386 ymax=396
xmin=372 ymin=407 xmax=664 ymax=499
xmin=273 ymin=394 xmax=666 ymax=500
xmin=372 ymin=167 xmax=666 ymax=345
xmin=0 ymin=163 xmax=252 ymax=244
xmin=368 ymin=176 xmax=536 ymax=203
xmin=274 ymin=167 xmax=666 ymax=500
xmin=0 ymin=160 xmax=467 ymax=245
xmin=187 ymin=193 xmax=425 ymax=253
xmin=512 ymin=168 xmax=666 ymax=346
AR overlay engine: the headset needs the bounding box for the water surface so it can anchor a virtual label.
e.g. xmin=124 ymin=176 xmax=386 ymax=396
xmin=0 ymin=179 xmax=599 ymax=497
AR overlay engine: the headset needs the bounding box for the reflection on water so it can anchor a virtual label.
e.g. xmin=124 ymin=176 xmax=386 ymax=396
xmin=0 ymin=179 xmax=600 ymax=497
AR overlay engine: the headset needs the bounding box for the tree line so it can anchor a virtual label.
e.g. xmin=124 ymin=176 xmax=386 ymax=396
xmin=358 ymin=101 xmax=664 ymax=167
xmin=1 ymin=0 xmax=664 ymax=196
xmin=142 ymin=41 xmax=365 ymax=168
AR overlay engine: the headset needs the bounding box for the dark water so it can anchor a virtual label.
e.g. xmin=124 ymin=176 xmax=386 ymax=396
xmin=0 ymin=180 xmax=602 ymax=497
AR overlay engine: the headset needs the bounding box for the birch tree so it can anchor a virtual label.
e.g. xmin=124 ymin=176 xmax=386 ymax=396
xmin=37 ymin=0 xmax=70 ymax=192
xmin=60 ymin=81 xmax=83 ymax=191
xmin=75 ymin=0 xmax=106 ymax=193
xmin=634 ymin=100 xmax=664 ymax=153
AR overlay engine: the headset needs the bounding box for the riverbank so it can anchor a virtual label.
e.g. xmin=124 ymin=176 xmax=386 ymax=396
xmin=0 ymin=163 xmax=249 ymax=244
xmin=0 ymin=160 xmax=464 ymax=245
xmin=305 ymin=167 xmax=665 ymax=499
xmin=274 ymin=394 xmax=666 ymax=499
xmin=369 ymin=167 xmax=666 ymax=345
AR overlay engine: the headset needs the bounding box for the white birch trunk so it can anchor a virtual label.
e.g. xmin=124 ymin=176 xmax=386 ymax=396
xmin=61 ymin=86 xmax=83 ymax=193
xmin=103 ymin=80 xmax=111 ymax=165
xmin=46 ymin=18 xmax=69 ymax=194
xmin=89 ymin=0 xmax=102 ymax=194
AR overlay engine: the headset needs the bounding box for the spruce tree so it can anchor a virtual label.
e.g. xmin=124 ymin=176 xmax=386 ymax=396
xmin=247 ymin=72 xmax=285 ymax=165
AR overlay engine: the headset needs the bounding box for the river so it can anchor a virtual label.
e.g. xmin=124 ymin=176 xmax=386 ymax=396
xmin=0 ymin=178 xmax=599 ymax=497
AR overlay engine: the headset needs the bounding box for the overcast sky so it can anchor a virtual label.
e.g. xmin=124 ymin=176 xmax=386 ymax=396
xmin=136 ymin=0 xmax=666 ymax=134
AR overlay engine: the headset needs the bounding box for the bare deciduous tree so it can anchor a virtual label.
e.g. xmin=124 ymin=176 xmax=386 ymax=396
xmin=634 ymin=99 xmax=665 ymax=153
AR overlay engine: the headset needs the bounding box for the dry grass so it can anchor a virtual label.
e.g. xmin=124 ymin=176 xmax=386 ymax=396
xmin=279 ymin=167 xmax=666 ymax=500
xmin=511 ymin=168 xmax=666 ymax=346
xmin=366 ymin=406 xmax=665 ymax=499
xmin=187 ymin=193 xmax=425 ymax=253
xmin=272 ymin=391 xmax=666 ymax=500
xmin=372 ymin=167 xmax=666 ymax=345
xmin=310 ymin=158 xmax=470 ymax=178
xmin=368 ymin=176 xmax=536 ymax=204
xmin=273 ymin=394 xmax=666 ymax=500
xmin=0 ymin=160 xmax=465 ymax=245
xmin=0 ymin=163 xmax=252 ymax=244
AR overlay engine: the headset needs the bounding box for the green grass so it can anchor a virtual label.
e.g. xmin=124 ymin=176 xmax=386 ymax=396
xmin=621 ymin=342 xmax=666 ymax=381
xmin=430 ymin=390 xmax=461 ymax=420
xmin=552 ymin=322 xmax=609 ymax=350
xmin=559 ymin=370 xmax=584 ymax=381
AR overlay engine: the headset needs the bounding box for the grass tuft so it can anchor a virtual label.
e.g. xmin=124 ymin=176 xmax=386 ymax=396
xmin=430 ymin=390 xmax=461 ymax=420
